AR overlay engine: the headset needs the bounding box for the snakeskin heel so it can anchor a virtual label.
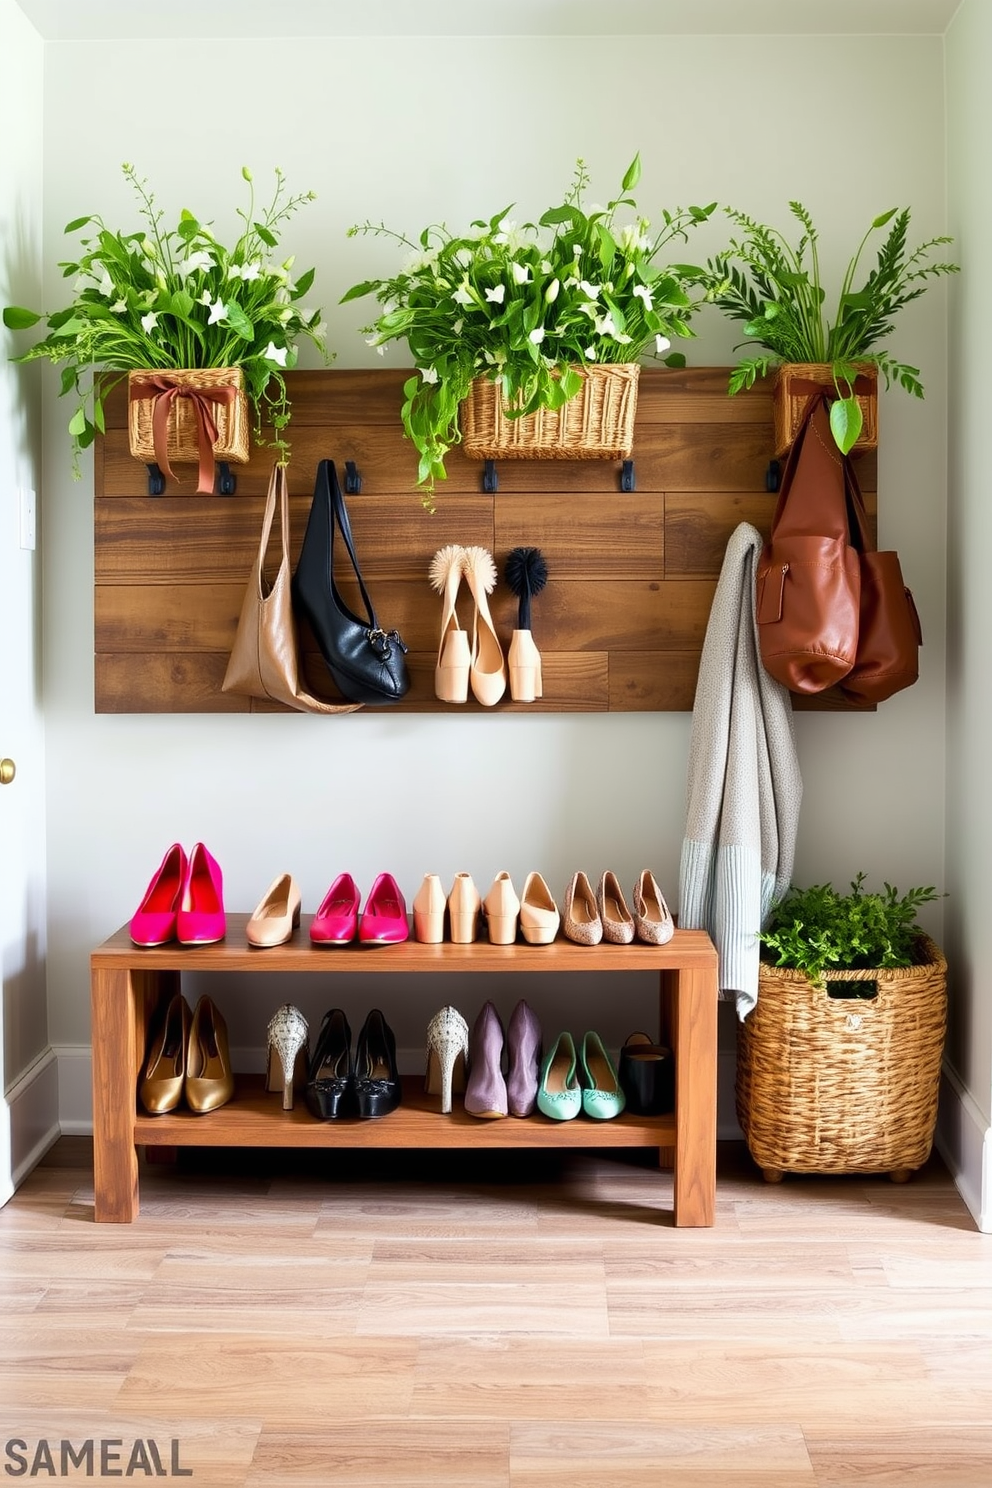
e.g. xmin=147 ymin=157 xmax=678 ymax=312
xmin=265 ymin=1004 xmax=310 ymax=1111
xmin=424 ymin=1005 xmax=469 ymax=1114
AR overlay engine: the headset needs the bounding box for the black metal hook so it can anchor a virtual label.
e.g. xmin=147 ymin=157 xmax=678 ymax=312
xmin=620 ymin=459 xmax=636 ymax=492
xmin=344 ymin=460 xmax=362 ymax=495
xmin=765 ymin=460 xmax=781 ymax=493
xmin=215 ymin=461 xmax=237 ymax=496
xmin=146 ymin=463 xmax=166 ymax=496
xmin=482 ymin=460 xmax=499 ymax=494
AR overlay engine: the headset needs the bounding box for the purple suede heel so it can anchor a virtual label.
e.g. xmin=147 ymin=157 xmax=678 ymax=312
xmin=506 ymin=999 xmax=542 ymax=1117
xmin=464 ymin=1001 xmax=508 ymax=1119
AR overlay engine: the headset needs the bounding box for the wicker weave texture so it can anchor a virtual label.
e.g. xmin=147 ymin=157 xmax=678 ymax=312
xmin=736 ymin=934 xmax=946 ymax=1176
xmin=128 ymin=367 xmax=250 ymax=466
xmin=460 ymin=362 xmax=640 ymax=460
xmin=773 ymin=361 xmax=878 ymax=459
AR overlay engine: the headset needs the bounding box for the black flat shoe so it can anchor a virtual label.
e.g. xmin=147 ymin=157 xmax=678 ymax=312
xmin=354 ymin=1008 xmax=401 ymax=1119
xmin=305 ymin=1008 xmax=355 ymax=1119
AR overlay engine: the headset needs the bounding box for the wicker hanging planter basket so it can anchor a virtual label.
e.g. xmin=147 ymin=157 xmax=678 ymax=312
xmin=773 ymin=361 xmax=878 ymax=459
xmin=127 ymin=366 xmax=251 ymax=491
xmin=460 ymin=362 xmax=640 ymax=461
xmin=736 ymin=934 xmax=946 ymax=1183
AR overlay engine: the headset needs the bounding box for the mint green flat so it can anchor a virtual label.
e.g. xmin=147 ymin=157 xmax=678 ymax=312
xmin=537 ymin=1031 xmax=582 ymax=1120
xmin=579 ymin=1030 xmax=626 ymax=1120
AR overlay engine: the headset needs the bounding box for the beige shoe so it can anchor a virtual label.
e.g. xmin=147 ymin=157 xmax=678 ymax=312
xmin=412 ymin=872 xmax=446 ymax=943
xmin=447 ymin=871 xmax=481 ymax=943
xmin=597 ymin=870 xmax=635 ymax=945
xmin=246 ymin=872 xmax=302 ymax=947
xmin=462 ymin=545 xmax=506 ymax=706
xmin=518 ymin=871 xmax=560 ymax=945
xmin=483 ymin=871 xmax=520 ymax=945
xmin=562 ymin=870 xmax=603 ymax=946
xmin=632 ymin=870 xmax=675 ymax=945
xmin=429 ymin=545 xmax=470 ymax=703
xmin=508 ymin=629 xmax=543 ymax=703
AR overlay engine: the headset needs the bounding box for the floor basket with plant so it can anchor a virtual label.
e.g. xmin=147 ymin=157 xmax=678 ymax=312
xmin=736 ymin=875 xmax=946 ymax=1183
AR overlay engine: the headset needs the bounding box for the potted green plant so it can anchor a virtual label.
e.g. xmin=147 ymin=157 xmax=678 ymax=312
xmin=737 ymin=875 xmax=947 ymax=1183
xmin=342 ymin=155 xmax=715 ymax=503
xmin=695 ymin=203 xmax=958 ymax=455
xmin=3 ymin=162 xmax=328 ymax=486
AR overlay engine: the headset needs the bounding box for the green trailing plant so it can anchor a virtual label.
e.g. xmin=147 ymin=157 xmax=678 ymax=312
xmin=2 ymin=163 xmax=329 ymax=472
xmin=343 ymin=155 xmax=715 ymax=502
xmin=759 ymin=874 xmax=941 ymax=987
xmin=695 ymin=203 xmax=958 ymax=453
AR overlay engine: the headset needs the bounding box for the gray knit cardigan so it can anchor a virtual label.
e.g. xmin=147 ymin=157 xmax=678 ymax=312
xmin=678 ymin=523 xmax=803 ymax=1018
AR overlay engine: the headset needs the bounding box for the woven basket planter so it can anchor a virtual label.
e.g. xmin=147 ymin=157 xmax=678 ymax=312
xmin=460 ymin=362 xmax=640 ymax=461
xmin=736 ymin=933 xmax=946 ymax=1182
xmin=772 ymin=361 xmax=878 ymax=459
xmin=127 ymin=366 xmax=251 ymax=471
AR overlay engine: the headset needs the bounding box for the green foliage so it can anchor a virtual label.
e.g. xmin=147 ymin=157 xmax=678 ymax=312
xmin=694 ymin=203 xmax=958 ymax=453
xmin=759 ymin=874 xmax=941 ymax=986
xmin=343 ymin=156 xmax=716 ymax=500
xmin=2 ymin=164 xmax=329 ymax=472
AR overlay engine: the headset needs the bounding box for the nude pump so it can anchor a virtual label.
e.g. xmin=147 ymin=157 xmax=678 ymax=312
xmin=504 ymin=546 xmax=548 ymax=704
xmin=447 ymin=872 xmax=481 ymax=943
xmin=429 ymin=545 xmax=471 ymax=703
xmin=461 ymin=545 xmax=506 ymax=706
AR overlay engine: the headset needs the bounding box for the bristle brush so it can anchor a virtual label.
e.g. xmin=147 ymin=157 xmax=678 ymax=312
xmin=503 ymin=546 xmax=548 ymax=631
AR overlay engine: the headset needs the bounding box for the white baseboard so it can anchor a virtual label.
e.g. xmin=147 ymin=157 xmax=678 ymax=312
xmin=934 ymin=1063 xmax=991 ymax=1232
xmin=3 ymin=1048 xmax=61 ymax=1196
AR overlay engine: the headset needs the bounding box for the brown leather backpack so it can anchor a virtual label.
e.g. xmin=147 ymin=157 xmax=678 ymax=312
xmin=756 ymin=389 xmax=921 ymax=702
xmin=756 ymin=393 xmax=861 ymax=693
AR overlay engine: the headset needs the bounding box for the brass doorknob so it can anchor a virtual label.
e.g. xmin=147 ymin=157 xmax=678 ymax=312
xmin=0 ymin=759 xmax=15 ymax=785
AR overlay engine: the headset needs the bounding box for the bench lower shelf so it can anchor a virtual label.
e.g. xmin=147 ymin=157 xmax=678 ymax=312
xmin=135 ymin=1075 xmax=678 ymax=1149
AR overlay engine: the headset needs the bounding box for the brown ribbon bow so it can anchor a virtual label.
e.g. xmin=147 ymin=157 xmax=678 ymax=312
xmin=129 ymin=375 xmax=237 ymax=493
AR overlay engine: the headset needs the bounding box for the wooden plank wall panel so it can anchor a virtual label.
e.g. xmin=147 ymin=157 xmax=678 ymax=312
xmin=93 ymin=368 xmax=877 ymax=714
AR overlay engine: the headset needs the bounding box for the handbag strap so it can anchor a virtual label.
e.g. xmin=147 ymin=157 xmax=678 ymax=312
xmin=257 ymin=461 xmax=291 ymax=594
xmin=769 ymin=391 xmax=850 ymax=542
xmin=843 ymin=457 xmax=875 ymax=556
xmin=320 ymin=458 xmax=382 ymax=633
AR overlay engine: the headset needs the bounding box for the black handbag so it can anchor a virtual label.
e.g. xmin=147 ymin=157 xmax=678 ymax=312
xmin=291 ymin=459 xmax=410 ymax=705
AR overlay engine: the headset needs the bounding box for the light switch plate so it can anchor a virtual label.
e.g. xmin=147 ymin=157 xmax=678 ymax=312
xmin=19 ymin=487 xmax=36 ymax=551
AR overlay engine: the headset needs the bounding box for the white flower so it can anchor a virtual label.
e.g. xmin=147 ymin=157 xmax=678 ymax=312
xmin=511 ymin=262 xmax=531 ymax=286
xmin=529 ymin=327 xmax=545 ymax=345
xmin=585 ymin=345 xmax=597 ymax=360
xmin=199 ymin=290 xmax=213 ymax=306
xmin=579 ymin=279 xmax=600 ymax=299
xmin=485 ymin=284 xmax=506 ymax=304
xmin=545 ymin=278 xmax=560 ymax=304
xmin=98 ymin=270 xmax=114 ymax=298
xmin=578 ymin=301 xmax=599 ymax=320
xmin=180 ymin=250 xmax=214 ymax=277
xmin=452 ymin=283 xmax=473 ymax=306
xmin=364 ymin=333 xmax=381 ymax=347
xmin=226 ymin=263 xmax=244 ymax=281
xmin=454 ymin=248 xmax=473 ymax=268
xmin=540 ymin=259 xmax=553 ymax=274
xmin=207 ymin=298 xmax=227 ymax=325
xmin=620 ymin=223 xmax=647 ymax=252
xmin=655 ymin=335 xmax=671 ymax=354
xmin=564 ymin=275 xmax=579 ymax=289
xmin=262 ymin=340 xmax=288 ymax=367
xmin=240 ymin=262 xmax=262 ymax=282
xmin=572 ymin=244 xmax=583 ymax=258
xmin=595 ymin=313 xmax=618 ymax=338
xmin=420 ymin=366 xmax=439 ymax=384
xmin=453 ymin=318 xmax=464 ymax=334
xmin=492 ymin=217 xmax=517 ymax=245
xmin=110 ymin=299 xmax=127 ymax=314
xmin=616 ymin=332 xmax=633 ymax=344
xmin=140 ymin=311 xmax=159 ymax=334
xmin=403 ymin=248 xmax=438 ymax=274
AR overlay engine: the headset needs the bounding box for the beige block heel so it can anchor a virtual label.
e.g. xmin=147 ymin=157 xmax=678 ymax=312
xmin=518 ymin=870 xmax=561 ymax=945
xmin=412 ymin=872 xmax=446 ymax=943
xmin=508 ymin=629 xmax=543 ymax=703
xmin=483 ymin=870 xmax=521 ymax=945
xmin=447 ymin=871 xmax=481 ymax=943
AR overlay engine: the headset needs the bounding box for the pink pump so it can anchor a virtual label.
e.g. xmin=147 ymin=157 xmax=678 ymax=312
xmin=176 ymin=842 xmax=226 ymax=945
xmin=310 ymin=872 xmax=362 ymax=945
xmin=130 ymin=843 xmax=188 ymax=947
xmin=358 ymin=872 xmax=410 ymax=945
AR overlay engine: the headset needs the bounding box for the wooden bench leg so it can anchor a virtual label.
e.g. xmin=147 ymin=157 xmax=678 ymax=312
xmin=668 ymin=965 xmax=717 ymax=1227
xmin=91 ymin=966 xmax=140 ymax=1222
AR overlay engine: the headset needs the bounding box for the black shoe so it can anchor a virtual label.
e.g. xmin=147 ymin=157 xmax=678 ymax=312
xmin=354 ymin=1008 xmax=401 ymax=1119
xmin=306 ymin=1008 xmax=355 ymax=1119
xmin=618 ymin=1031 xmax=674 ymax=1115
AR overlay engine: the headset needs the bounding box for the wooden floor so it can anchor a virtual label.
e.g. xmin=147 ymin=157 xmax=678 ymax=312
xmin=1 ymin=1138 xmax=991 ymax=1486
